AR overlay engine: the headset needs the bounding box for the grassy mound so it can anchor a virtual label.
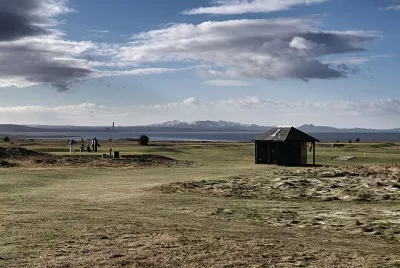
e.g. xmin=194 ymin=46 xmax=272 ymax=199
xmin=158 ymin=165 xmax=400 ymax=202
xmin=0 ymin=147 xmax=196 ymax=168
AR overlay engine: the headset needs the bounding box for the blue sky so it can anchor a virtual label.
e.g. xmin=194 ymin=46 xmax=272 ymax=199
xmin=0 ymin=0 xmax=399 ymax=128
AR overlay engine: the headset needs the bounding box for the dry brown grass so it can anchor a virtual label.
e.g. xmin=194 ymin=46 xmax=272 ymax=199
xmin=1 ymin=141 xmax=400 ymax=267
xmin=158 ymin=165 xmax=400 ymax=202
xmin=0 ymin=147 xmax=196 ymax=168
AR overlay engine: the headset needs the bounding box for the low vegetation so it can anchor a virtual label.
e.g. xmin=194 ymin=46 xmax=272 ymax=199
xmin=0 ymin=140 xmax=399 ymax=267
xmin=0 ymin=147 xmax=195 ymax=168
xmin=138 ymin=135 xmax=150 ymax=146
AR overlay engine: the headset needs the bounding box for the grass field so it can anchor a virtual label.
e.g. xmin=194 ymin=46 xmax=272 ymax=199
xmin=0 ymin=140 xmax=400 ymax=267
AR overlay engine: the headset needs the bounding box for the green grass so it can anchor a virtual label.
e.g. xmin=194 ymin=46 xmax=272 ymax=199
xmin=369 ymin=142 xmax=400 ymax=148
xmin=3 ymin=139 xmax=399 ymax=166
xmin=0 ymin=140 xmax=399 ymax=267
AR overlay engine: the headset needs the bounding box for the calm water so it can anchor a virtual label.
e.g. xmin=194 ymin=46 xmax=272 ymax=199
xmin=1 ymin=131 xmax=400 ymax=142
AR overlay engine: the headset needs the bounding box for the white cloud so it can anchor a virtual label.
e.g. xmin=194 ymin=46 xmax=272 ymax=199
xmin=326 ymin=57 xmax=369 ymax=65
xmin=182 ymin=97 xmax=200 ymax=105
xmin=204 ymin=80 xmax=253 ymax=86
xmin=118 ymin=18 xmax=378 ymax=82
xmin=0 ymin=1 xmax=94 ymax=91
xmin=0 ymin=1 xmax=177 ymax=91
xmin=384 ymin=0 xmax=400 ymax=10
xmin=289 ymin=36 xmax=316 ymax=51
xmin=0 ymin=1 xmax=383 ymax=91
xmin=0 ymin=103 xmax=100 ymax=114
xmin=386 ymin=5 xmax=400 ymax=10
xmin=383 ymin=0 xmax=400 ymax=10
xmin=0 ymin=0 xmax=74 ymax=21
xmin=88 ymin=29 xmax=110 ymax=33
xmin=218 ymin=96 xmax=262 ymax=107
xmin=92 ymin=68 xmax=178 ymax=79
xmin=145 ymin=97 xmax=200 ymax=109
xmin=183 ymin=0 xmax=326 ymax=15
xmin=324 ymin=55 xmax=391 ymax=65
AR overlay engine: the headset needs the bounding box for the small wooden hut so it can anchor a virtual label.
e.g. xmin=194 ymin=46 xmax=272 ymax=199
xmin=254 ymin=127 xmax=319 ymax=166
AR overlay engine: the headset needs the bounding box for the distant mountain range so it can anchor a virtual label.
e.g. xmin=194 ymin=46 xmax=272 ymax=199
xmin=149 ymin=120 xmax=267 ymax=130
xmin=150 ymin=121 xmax=400 ymax=133
xmin=0 ymin=121 xmax=399 ymax=133
xmin=297 ymin=124 xmax=400 ymax=133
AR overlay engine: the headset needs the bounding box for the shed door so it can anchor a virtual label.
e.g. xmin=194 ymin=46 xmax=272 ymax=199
xmin=270 ymin=143 xmax=278 ymax=164
xmin=256 ymin=142 xmax=268 ymax=164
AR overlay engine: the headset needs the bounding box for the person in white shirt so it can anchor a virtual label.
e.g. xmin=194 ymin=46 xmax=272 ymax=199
xmin=69 ymin=139 xmax=76 ymax=154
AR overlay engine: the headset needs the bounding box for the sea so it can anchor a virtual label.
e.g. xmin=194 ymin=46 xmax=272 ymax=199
xmin=1 ymin=131 xmax=400 ymax=142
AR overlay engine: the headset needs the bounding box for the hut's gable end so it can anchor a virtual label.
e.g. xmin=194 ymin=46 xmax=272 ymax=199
xmin=285 ymin=128 xmax=319 ymax=142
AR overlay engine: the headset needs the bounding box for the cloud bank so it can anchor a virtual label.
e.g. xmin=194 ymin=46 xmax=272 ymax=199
xmin=183 ymin=0 xmax=326 ymax=15
xmin=0 ymin=0 xmax=90 ymax=91
xmin=384 ymin=0 xmax=400 ymax=10
xmin=386 ymin=5 xmax=400 ymax=10
xmin=0 ymin=1 xmax=381 ymax=91
xmin=203 ymin=80 xmax=253 ymax=86
xmin=0 ymin=0 xmax=175 ymax=92
xmin=1 ymin=97 xmax=399 ymax=128
xmin=118 ymin=18 xmax=378 ymax=81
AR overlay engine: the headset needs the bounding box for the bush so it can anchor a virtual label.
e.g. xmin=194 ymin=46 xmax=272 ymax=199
xmin=138 ymin=135 xmax=149 ymax=146
xmin=355 ymin=138 xmax=361 ymax=143
xmin=3 ymin=136 xmax=10 ymax=142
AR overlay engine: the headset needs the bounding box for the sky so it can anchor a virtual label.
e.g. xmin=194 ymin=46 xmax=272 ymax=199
xmin=0 ymin=0 xmax=399 ymax=128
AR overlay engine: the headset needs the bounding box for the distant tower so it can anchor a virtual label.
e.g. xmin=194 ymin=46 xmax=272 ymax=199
xmin=112 ymin=122 xmax=115 ymax=131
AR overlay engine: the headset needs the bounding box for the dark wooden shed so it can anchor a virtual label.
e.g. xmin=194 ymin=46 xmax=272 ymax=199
xmin=255 ymin=127 xmax=319 ymax=166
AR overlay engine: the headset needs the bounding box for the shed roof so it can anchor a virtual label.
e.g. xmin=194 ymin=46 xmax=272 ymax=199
xmin=255 ymin=127 xmax=319 ymax=142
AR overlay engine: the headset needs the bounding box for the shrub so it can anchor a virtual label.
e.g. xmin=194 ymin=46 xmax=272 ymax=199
xmin=138 ymin=135 xmax=149 ymax=146
xmin=3 ymin=136 xmax=10 ymax=142
xmin=355 ymin=138 xmax=361 ymax=143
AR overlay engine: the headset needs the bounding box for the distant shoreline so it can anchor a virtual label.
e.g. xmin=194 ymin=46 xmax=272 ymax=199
xmin=1 ymin=131 xmax=400 ymax=142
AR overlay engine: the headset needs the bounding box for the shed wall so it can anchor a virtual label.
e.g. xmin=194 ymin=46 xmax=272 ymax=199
xmin=256 ymin=141 xmax=304 ymax=166
xmin=277 ymin=142 xmax=302 ymax=166
xmin=255 ymin=141 xmax=271 ymax=164
xmin=301 ymin=142 xmax=308 ymax=165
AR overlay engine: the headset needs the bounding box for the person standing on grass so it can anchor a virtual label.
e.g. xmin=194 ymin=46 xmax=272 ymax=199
xmin=69 ymin=139 xmax=76 ymax=154
xmin=91 ymin=137 xmax=95 ymax=152
xmin=94 ymin=137 xmax=100 ymax=152
xmin=86 ymin=143 xmax=91 ymax=153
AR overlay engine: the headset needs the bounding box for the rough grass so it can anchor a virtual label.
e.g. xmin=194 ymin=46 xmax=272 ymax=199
xmin=370 ymin=142 xmax=400 ymax=148
xmin=0 ymin=140 xmax=400 ymax=267
xmin=157 ymin=165 xmax=400 ymax=202
xmin=0 ymin=147 xmax=196 ymax=168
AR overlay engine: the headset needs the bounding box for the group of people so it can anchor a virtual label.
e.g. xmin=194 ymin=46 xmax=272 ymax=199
xmin=68 ymin=137 xmax=100 ymax=154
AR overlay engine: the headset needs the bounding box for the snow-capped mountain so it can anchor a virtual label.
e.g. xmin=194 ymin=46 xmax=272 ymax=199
xmin=150 ymin=120 xmax=267 ymax=130
xmin=149 ymin=121 xmax=400 ymax=132
xmin=298 ymin=124 xmax=400 ymax=133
